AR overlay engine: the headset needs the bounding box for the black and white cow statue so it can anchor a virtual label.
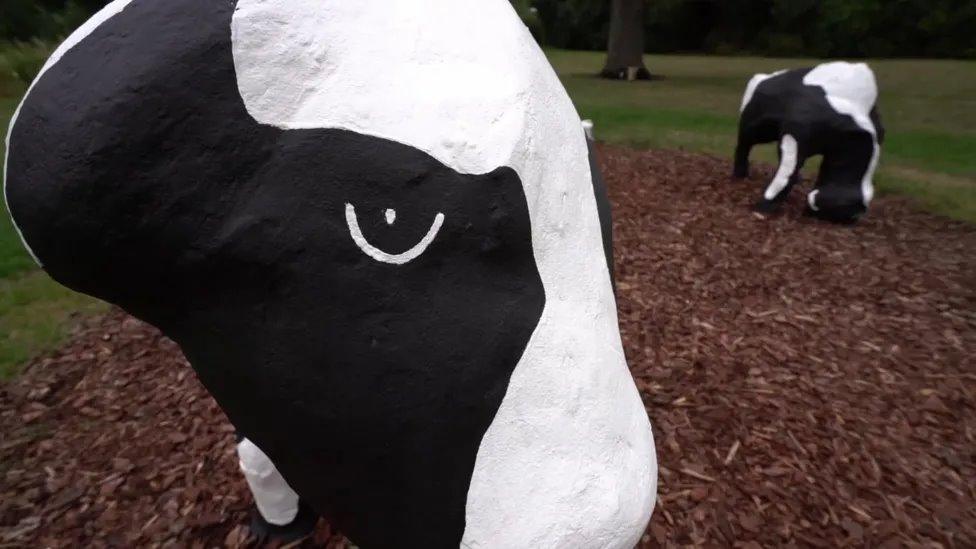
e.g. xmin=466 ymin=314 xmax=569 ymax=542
xmin=3 ymin=1 xmax=656 ymax=547
xmin=734 ymin=62 xmax=885 ymax=223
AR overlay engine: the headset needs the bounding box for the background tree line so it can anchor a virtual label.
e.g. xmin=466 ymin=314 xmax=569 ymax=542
xmin=518 ymin=0 xmax=976 ymax=59
xmin=2 ymin=0 xmax=975 ymax=59
xmin=1 ymin=0 xmax=103 ymax=43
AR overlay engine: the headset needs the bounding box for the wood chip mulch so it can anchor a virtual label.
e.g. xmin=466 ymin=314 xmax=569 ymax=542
xmin=1 ymin=145 xmax=974 ymax=548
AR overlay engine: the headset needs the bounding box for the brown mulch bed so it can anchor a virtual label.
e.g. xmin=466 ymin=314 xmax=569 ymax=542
xmin=2 ymin=145 xmax=974 ymax=548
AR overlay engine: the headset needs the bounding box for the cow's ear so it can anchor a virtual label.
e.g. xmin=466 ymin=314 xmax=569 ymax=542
xmin=13 ymin=0 xmax=249 ymax=159
xmin=9 ymin=0 xmax=260 ymax=200
xmin=5 ymin=0 xmax=273 ymax=316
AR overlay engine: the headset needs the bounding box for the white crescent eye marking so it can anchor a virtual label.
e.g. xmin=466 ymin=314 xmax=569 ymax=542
xmin=345 ymin=203 xmax=445 ymax=265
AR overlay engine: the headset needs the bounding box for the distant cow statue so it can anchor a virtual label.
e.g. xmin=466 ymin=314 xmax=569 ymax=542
xmin=734 ymin=62 xmax=885 ymax=223
xmin=3 ymin=0 xmax=656 ymax=547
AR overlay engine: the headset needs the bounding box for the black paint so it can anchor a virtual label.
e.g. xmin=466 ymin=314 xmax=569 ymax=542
xmin=249 ymin=500 xmax=319 ymax=546
xmin=5 ymin=1 xmax=545 ymax=546
xmin=733 ymin=67 xmax=885 ymax=223
xmin=586 ymin=134 xmax=615 ymax=287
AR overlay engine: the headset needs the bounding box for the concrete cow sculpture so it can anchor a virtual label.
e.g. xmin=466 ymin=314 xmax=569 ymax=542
xmin=734 ymin=62 xmax=885 ymax=223
xmin=3 ymin=0 xmax=657 ymax=547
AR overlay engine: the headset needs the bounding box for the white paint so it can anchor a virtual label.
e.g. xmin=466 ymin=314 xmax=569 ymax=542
xmin=384 ymin=208 xmax=396 ymax=225
xmin=345 ymin=203 xmax=444 ymax=265
xmin=807 ymin=189 xmax=820 ymax=211
xmin=2 ymin=0 xmax=137 ymax=267
xmin=740 ymin=69 xmax=786 ymax=112
xmin=238 ymin=438 xmax=301 ymax=526
xmin=232 ymin=1 xmax=655 ymax=546
xmin=581 ymin=119 xmax=595 ymax=140
xmin=861 ymin=142 xmax=880 ymax=205
xmin=764 ymin=134 xmax=798 ymax=200
xmin=803 ymin=62 xmax=881 ymax=206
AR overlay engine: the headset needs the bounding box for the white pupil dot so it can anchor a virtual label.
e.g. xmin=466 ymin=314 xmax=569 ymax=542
xmin=385 ymin=209 xmax=396 ymax=225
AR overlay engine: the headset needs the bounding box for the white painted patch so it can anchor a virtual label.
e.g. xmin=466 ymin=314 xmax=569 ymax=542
xmin=803 ymin=62 xmax=881 ymax=206
xmin=232 ymin=1 xmax=655 ymax=546
xmin=764 ymin=134 xmax=798 ymax=200
xmin=804 ymin=62 xmax=877 ymax=120
xmin=740 ymin=69 xmax=786 ymax=112
xmin=345 ymin=203 xmax=443 ymax=265
xmin=807 ymin=189 xmax=820 ymax=211
xmin=384 ymin=208 xmax=396 ymax=225
xmin=238 ymin=438 xmax=301 ymax=525
xmin=3 ymin=0 xmax=137 ymax=268
xmin=862 ymin=142 xmax=880 ymax=205
xmin=581 ymin=119 xmax=595 ymax=140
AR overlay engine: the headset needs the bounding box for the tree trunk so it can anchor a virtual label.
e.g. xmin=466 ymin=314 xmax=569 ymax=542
xmin=600 ymin=0 xmax=651 ymax=80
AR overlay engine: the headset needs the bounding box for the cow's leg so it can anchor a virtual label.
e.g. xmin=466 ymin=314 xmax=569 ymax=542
xmin=754 ymin=133 xmax=805 ymax=214
xmin=733 ymin=131 xmax=753 ymax=179
xmin=237 ymin=437 xmax=318 ymax=542
xmin=583 ymin=122 xmax=615 ymax=290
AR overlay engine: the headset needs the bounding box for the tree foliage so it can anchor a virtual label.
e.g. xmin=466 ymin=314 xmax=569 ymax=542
xmin=527 ymin=0 xmax=976 ymax=59
xmin=2 ymin=0 xmax=973 ymax=59
xmin=0 ymin=0 xmax=98 ymax=43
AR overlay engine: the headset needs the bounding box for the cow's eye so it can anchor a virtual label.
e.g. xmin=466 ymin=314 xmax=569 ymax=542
xmin=344 ymin=203 xmax=444 ymax=265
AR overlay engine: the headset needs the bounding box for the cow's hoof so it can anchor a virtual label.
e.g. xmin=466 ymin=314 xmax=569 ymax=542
xmin=803 ymin=205 xmax=861 ymax=225
xmin=752 ymin=199 xmax=781 ymax=215
xmin=248 ymin=501 xmax=318 ymax=546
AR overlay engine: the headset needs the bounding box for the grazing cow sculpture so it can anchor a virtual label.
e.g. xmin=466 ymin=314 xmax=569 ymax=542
xmin=734 ymin=62 xmax=885 ymax=223
xmin=3 ymin=1 xmax=657 ymax=547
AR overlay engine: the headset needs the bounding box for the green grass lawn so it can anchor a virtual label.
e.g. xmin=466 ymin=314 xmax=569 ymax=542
xmin=0 ymin=49 xmax=974 ymax=378
xmin=0 ymin=271 xmax=105 ymax=374
xmin=548 ymin=50 xmax=976 ymax=221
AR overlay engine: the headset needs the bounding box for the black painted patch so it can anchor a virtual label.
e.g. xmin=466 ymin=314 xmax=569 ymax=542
xmin=586 ymin=135 xmax=615 ymax=288
xmin=5 ymin=1 xmax=545 ymax=547
xmin=733 ymin=67 xmax=884 ymax=223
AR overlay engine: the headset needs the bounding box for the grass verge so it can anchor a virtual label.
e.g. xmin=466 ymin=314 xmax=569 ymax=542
xmin=0 ymin=271 xmax=106 ymax=379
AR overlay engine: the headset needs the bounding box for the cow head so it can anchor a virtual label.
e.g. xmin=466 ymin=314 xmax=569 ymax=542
xmin=4 ymin=1 xmax=653 ymax=546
